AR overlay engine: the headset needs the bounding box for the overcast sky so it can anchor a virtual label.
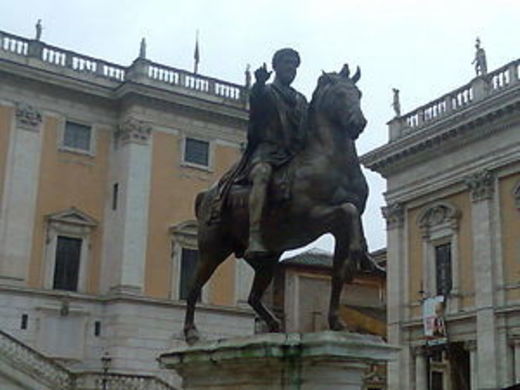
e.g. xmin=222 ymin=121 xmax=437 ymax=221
xmin=1 ymin=0 xmax=518 ymax=254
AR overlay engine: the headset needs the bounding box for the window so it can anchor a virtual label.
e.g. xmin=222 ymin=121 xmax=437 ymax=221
xmin=170 ymin=220 xmax=208 ymax=302
xmin=44 ymin=208 xmax=97 ymax=293
xmin=179 ymin=248 xmax=199 ymax=300
xmin=184 ymin=137 xmax=209 ymax=167
xmin=418 ymin=202 xmax=461 ymax=311
xmin=21 ymin=314 xmax=28 ymax=330
xmin=431 ymin=371 xmax=444 ymax=390
xmin=112 ymin=183 xmax=119 ymax=210
xmin=63 ymin=121 xmax=92 ymax=152
xmin=53 ymin=236 xmax=82 ymax=291
xmin=435 ymin=243 xmax=452 ymax=296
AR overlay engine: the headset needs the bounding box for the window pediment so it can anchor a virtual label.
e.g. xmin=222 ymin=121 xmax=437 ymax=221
xmin=417 ymin=202 xmax=460 ymax=233
xmin=46 ymin=207 xmax=98 ymax=228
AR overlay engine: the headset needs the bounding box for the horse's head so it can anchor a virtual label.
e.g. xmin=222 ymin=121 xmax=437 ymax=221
xmin=311 ymin=64 xmax=367 ymax=140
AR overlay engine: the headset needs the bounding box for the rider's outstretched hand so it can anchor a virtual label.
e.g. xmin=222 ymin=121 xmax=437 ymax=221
xmin=254 ymin=63 xmax=272 ymax=84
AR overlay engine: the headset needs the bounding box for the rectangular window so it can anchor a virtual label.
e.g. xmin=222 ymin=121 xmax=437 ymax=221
xmin=21 ymin=314 xmax=28 ymax=330
xmin=112 ymin=183 xmax=119 ymax=210
xmin=431 ymin=371 xmax=444 ymax=390
xmin=53 ymin=236 xmax=82 ymax=291
xmin=179 ymin=248 xmax=199 ymax=300
xmin=63 ymin=121 xmax=92 ymax=152
xmin=184 ymin=138 xmax=209 ymax=166
xmin=94 ymin=320 xmax=101 ymax=337
xmin=435 ymin=243 xmax=452 ymax=296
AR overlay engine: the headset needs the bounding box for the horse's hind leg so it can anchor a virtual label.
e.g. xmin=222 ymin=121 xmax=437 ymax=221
xmin=183 ymin=245 xmax=231 ymax=344
xmin=247 ymin=255 xmax=282 ymax=332
xmin=328 ymin=202 xmax=362 ymax=331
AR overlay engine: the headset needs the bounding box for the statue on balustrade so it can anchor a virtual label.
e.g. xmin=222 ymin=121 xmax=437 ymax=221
xmin=392 ymin=88 xmax=401 ymax=117
xmin=472 ymin=37 xmax=487 ymax=76
xmin=183 ymin=48 xmax=378 ymax=343
xmin=35 ymin=19 xmax=42 ymax=41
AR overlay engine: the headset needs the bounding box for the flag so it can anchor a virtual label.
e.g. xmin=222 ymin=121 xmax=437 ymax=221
xmin=194 ymin=30 xmax=200 ymax=74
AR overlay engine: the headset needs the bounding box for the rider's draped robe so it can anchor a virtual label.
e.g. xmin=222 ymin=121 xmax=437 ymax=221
xmin=247 ymin=78 xmax=308 ymax=169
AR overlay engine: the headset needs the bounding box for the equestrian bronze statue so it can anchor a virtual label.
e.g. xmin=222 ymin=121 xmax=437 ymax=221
xmin=183 ymin=50 xmax=370 ymax=344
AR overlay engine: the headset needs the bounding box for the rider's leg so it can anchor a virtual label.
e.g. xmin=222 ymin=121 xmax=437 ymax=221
xmin=245 ymin=162 xmax=272 ymax=258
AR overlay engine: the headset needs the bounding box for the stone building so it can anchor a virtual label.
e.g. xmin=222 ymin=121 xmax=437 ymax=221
xmin=362 ymin=58 xmax=520 ymax=389
xmin=0 ymin=29 xmax=256 ymax=389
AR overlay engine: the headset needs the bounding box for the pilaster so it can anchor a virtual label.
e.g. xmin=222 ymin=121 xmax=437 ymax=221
xmin=0 ymin=103 xmax=43 ymax=285
xmin=464 ymin=340 xmax=478 ymax=390
xmin=412 ymin=346 xmax=428 ymax=390
xmin=512 ymin=338 xmax=520 ymax=385
xmin=382 ymin=202 xmax=410 ymax=389
xmin=102 ymin=117 xmax=152 ymax=294
xmin=464 ymin=169 xmax=499 ymax=389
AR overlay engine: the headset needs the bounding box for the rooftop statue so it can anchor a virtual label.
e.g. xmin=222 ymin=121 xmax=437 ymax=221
xmin=392 ymin=88 xmax=401 ymax=117
xmin=472 ymin=37 xmax=487 ymax=76
xmin=35 ymin=19 xmax=42 ymax=41
xmin=184 ymin=49 xmax=374 ymax=343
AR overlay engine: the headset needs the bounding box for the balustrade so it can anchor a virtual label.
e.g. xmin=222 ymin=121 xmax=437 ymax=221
xmin=0 ymin=329 xmax=72 ymax=389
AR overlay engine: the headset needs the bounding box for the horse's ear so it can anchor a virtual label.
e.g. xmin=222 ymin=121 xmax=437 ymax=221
xmin=339 ymin=64 xmax=350 ymax=78
xmin=352 ymin=66 xmax=361 ymax=83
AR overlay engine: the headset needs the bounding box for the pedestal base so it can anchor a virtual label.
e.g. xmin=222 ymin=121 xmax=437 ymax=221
xmin=159 ymin=331 xmax=398 ymax=390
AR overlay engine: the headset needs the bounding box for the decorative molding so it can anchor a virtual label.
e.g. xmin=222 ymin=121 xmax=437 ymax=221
xmin=46 ymin=207 xmax=98 ymax=228
xmin=514 ymin=181 xmax=520 ymax=209
xmin=464 ymin=169 xmax=495 ymax=202
xmin=15 ymin=103 xmax=42 ymax=131
xmin=117 ymin=117 xmax=152 ymax=145
xmin=417 ymin=201 xmax=461 ymax=233
xmin=411 ymin=344 xmax=427 ymax=357
xmin=381 ymin=202 xmax=404 ymax=229
xmin=169 ymin=220 xmax=198 ymax=248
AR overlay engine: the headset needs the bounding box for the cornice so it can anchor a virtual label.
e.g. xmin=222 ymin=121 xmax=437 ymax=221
xmin=1 ymin=55 xmax=248 ymax=126
xmin=361 ymin=86 xmax=520 ymax=177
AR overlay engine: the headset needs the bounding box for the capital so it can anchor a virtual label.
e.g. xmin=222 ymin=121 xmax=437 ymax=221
xmin=117 ymin=117 xmax=152 ymax=144
xmin=382 ymin=202 xmax=404 ymax=229
xmin=464 ymin=170 xmax=494 ymax=202
xmin=15 ymin=103 xmax=42 ymax=131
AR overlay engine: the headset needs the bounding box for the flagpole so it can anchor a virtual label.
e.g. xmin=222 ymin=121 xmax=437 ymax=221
xmin=194 ymin=30 xmax=200 ymax=74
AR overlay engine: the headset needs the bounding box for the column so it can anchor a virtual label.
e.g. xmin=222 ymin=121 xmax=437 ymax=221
xmin=513 ymin=339 xmax=520 ymax=385
xmin=0 ymin=103 xmax=43 ymax=285
xmin=465 ymin=340 xmax=478 ymax=390
xmin=465 ymin=170 xmax=499 ymax=389
xmin=102 ymin=117 xmax=152 ymax=294
xmin=413 ymin=346 xmax=428 ymax=390
xmin=382 ymin=202 xmax=409 ymax=390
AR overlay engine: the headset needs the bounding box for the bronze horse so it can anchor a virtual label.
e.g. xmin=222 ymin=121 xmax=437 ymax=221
xmin=184 ymin=65 xmax=368 ymax=343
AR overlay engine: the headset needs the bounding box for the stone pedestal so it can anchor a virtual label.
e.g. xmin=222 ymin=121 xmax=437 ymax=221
xmin=159 ymin=331 xmax=398 ymax=390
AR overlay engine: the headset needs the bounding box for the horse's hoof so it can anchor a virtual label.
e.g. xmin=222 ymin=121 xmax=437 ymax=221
xmin=329 ymin=318 xmax=347 ymax=331
xmin=184 ymin=327 xmax=200 ymax=345
xmin=268 ymin=320 xmax=282 ymax=333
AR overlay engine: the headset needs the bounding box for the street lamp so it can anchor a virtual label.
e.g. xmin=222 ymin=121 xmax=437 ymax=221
xmin=101 ymin=352 xmax=112 ymax=390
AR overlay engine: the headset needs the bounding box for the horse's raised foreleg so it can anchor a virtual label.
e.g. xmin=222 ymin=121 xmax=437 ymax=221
xmin=247 ymin=255 xmax=282 ymax=332
xmin=328 ymin=202 xmax=362 ymax=331
xmin=183 ymin=246 xmax=231 ymax=344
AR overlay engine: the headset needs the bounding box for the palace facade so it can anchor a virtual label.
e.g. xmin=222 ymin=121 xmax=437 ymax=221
xmin=362 ymin=58 xmax=520 ymax=390
xmin=0 ymin=29 xmax=256 ymax=389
